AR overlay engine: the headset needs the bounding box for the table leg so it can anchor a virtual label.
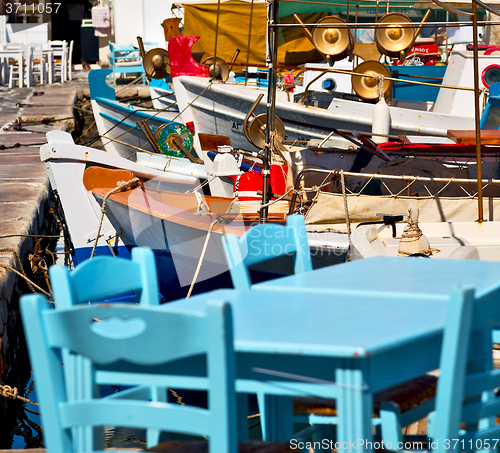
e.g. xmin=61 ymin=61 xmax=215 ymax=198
xmin=237 ymin=393 xmax=249 ymax=441
xmin=47 ymin=53 xmax=53 ymax=84
xmin=0 ymin=57 xmax=5 ymax=85
xmin=257 ymin=394 xmax=293 ymax=441
xmin=18 ymin=52 xmax=23 ymax=88
xmin=336 ymin=362 xmax=373 ymax=453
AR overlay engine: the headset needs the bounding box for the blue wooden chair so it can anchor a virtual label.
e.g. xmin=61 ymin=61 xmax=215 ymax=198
xmin=108 ymin=41 xmax=145 ymax=85
xmin=222 ymin=215 xmax=437 ymax=448
xmin=222 ymin=214 xmax=312 ymax=291
xmin=382 ymin=284 xmax=500 ymax=452
xmin=49 ymin=247 xmax=163 ymax=449
xmin=50 ymin=247 xmax=159 ymax=308
xmin=20 ymin=296 xmax=239 ymax=453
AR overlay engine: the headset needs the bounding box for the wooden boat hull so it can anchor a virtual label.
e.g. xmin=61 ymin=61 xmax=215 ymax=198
xmin=89 ymin=68 xmax=181 ymax=160
xmin=173 ymin=74 xmax=474 ymax=153
xmin=42 ymin=131 xmax=198 ymax=266
xmin=43 ymin=131 xmax=348 ymax=299
xmin=89 ymin=177 xmax=348 ymax=298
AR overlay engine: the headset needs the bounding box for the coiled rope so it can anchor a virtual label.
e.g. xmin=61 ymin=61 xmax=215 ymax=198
xmin=0 ymin=384 xmax=39 ymax=406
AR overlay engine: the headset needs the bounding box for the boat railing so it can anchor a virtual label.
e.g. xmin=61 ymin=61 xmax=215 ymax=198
xmin=288 ymin=167 xmax=500 ymax=215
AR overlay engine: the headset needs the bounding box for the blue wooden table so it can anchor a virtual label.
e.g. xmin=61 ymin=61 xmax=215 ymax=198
xmin=166 ymin=257 xmax=500 ymax=450
xmin=168 ymin=289 xmax=447 ymax=449
xmin=253 ymin=256 xmax=500 ymax=299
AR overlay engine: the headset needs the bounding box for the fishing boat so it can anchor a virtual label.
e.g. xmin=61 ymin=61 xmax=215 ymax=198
xmin=89 ymin=68 xmax=242 ymax=197
xmin=43 ymin=130 xmax=349 ymax=299
xmin=171 ymin=34 xmax=493 ymax=153
xmin=151 ymin=0 xmax=500 ymax=153
xmin=41 ymin=130 xmax=199 ymax=265
xmin=89 ymin=68 xmax=181 ymax=161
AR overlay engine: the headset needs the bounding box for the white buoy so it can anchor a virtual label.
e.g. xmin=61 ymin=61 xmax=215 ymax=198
xmin=372 ymin=96 xmax=391 ymax=144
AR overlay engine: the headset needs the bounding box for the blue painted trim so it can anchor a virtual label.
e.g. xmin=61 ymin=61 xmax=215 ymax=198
xmin=99 ymin=111 xmax=141 ymax=130
xmin=95 ymin=96 xmax=181 ymax=124
xmin=149 ymin=78 xmax=174 ymax=92
xmin=89 ymin=69 xmax=116 ymax=101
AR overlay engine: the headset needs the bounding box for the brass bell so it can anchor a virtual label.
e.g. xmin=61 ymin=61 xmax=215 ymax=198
xmin=143 ymin=48 xmax=170 ymax=79
xmin=202 ymin=56 xmax=230 ymax=82
xmin=312 ymin=16 xmax=352 ymax=61
xmin=351 ymin=61 xmax=392 ymax=100
xmin=247 ymin=113 xmax=285 ymax=150
xmin=375 ymin=13 xmax=414 ymax=57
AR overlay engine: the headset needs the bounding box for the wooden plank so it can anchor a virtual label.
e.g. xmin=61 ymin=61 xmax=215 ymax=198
xmin=447 ymin=129 xmax=500 ymax=145
xmin=198 ymin=133 xmax=231 ymax=151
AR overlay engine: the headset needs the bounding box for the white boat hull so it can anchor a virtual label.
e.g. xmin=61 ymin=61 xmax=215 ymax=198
xmin=173 ymin=75 xmax=474 ymax=153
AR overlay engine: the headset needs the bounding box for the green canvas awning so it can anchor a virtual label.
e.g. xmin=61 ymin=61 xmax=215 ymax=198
xmin=278 ymin=0 xmax=420 ymax=17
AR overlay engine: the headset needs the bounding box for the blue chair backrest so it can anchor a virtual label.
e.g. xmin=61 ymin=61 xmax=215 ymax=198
xmin=20 ymin=296 xmax=237 ymax=453
xmin=108 ymin=41 xmax=116 ymax=63
xmin=429 ymin=283 xmax=500 ymax=449
xmin=222 ymin=214 xmax=312 ymax=290
xmin=49 ymin=247 xmax=159 ymax=307
xmin=49 ymin=247 xmax=161 ymax=448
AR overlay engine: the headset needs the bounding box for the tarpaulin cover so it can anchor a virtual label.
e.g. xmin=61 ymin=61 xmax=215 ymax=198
xmin=183 ymin=1 xmax=326 ymax=65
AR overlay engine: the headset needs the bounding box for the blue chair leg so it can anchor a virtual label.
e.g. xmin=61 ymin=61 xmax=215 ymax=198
xmin=257 ymin=394 xmax=294 ymax=441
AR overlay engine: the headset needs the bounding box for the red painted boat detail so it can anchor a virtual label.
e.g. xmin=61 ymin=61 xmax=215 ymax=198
xmin=169 ymin=36 xmax=210 ymax=79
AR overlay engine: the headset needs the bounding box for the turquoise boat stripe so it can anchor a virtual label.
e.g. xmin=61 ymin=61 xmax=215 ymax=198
xmin=98 ymin=111 xmax=141 ymax=130
xmin=95 ymin=97 xmax=177 ymax=124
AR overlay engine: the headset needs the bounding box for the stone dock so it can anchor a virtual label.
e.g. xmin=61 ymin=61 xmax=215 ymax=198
xmin=0 ymin=70 xmax=151 ymax=448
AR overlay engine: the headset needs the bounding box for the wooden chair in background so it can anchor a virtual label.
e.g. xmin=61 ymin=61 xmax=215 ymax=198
xmin=48 ymin=40 xmax=68 ymax=82
xmin=108 ymin=41 xmax=145 ymax=84
xmin=8 ymin=44 xmax=33 ymax=88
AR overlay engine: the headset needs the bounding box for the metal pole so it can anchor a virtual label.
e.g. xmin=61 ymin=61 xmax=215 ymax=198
xmin=245 ymin=0 xmax=255 ymax=86
xmin=261 ymin=0 xmax=278 ymax=223
xmin=472 ymin=1 xmax=484 ymax=222
xmin=213 ymin=0 xmax=222 ymax=77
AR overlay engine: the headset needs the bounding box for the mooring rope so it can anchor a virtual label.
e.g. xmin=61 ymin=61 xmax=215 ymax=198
xmin=0 ymin=384 xmax=39 ymax=406
xmin=186 ymin=218 xmax=219 ymax=299
xmin=91 ymin=177 xmax=141 ymax=258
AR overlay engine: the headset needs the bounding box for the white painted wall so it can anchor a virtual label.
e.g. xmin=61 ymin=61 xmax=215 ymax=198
xmin=113 ymin=0 xmax=176 ymax=48
xmin=143 ymin=0 xmax=175 ymax=47
xmin=113 ymin=0 xmax=144 ymax=46
xmin=6 ymin=23 xmax=48 ymax=44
